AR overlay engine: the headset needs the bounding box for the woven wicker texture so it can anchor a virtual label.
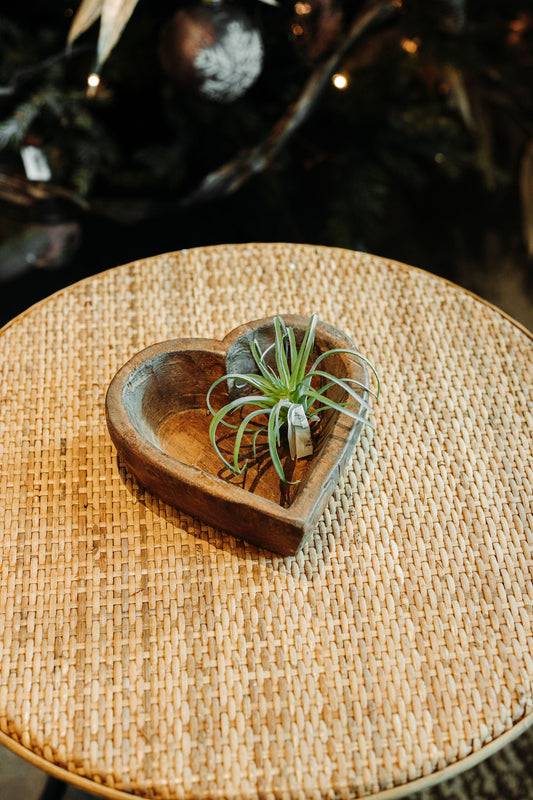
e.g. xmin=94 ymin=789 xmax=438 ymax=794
xmin=0 ymin=243 xmax=532 ymax=800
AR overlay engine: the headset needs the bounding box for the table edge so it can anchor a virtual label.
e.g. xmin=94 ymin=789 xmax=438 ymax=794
xmin=0 ymin=244 xmax=532 ymax=342
xmin=1 ymin=711 xmax=532 ymax=800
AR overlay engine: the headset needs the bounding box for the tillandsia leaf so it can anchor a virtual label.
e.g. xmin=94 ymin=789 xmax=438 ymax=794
xmin=267 ymin=402 xmax=294 ymax=483
xmin=211 ymin=398 xmax=273 ymax=434
xmin=287 ymin=327 xmax=298 ymax=375
xmin=308 ymin=403 xmax=374 ymax=428
xmin=305 ymin=381 xmax=372 ymax=422
xmin=252 ymin=425 xmax=268 ymax=461
xmin=274 ymin=399 xmax=290 ymax=447
xmin=304 ymin=388 xmax=376 ymax=430
xmin=207 ymin=313 xmax=380 ymax=484
xmin=304 ymin=370 xmax=375 ymax=415
xmin=310 ymin=348 xmax=381 ymax=398
xmin=250 ymin=337 xmax=283 ymax=386
xmin=207 ymin=373 xmax=278 ymax=418
xmin=209 ymin=395 xmax=272 ymax=455
xmin=336 ymin=375 xmax=380 ymax=401
xmin=273 ymin=316 xmax=291 ymax=387
xmin=209 ymin=402 xmax=269 ymax=475
xmin=310 ymin=376 xmax=375 ymax=401
xmin=291 ymin=313 xmax=319 ymax=387
xmin=266 ymin=399 xmax=304 ymax=484
xmin=233 ymin=408 xmax=268 ymax=474
xmin=210 ymin=393 xmax=273 ymax=420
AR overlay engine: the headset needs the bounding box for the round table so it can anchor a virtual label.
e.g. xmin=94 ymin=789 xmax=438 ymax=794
xmin=0 ymin=243 xmax=532 ymax=800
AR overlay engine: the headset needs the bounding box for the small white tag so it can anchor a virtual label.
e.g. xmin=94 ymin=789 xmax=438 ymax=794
xmin=287 ymin=403 xmax=313 ymax=460
xmin=20 ymin=146 xmax=52 ymax=182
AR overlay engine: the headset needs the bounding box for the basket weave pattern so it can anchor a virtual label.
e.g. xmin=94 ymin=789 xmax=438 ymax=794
xmin=0 ymin=243 xmax=532 ymax=799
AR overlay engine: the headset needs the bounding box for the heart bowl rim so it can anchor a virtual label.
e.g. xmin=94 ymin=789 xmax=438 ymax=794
xmin=105 ymin=315 xmax=369 ymax=553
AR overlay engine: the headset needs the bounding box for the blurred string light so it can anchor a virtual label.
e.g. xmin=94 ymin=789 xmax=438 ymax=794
xmin=86 ymin=72 xmax=100 ymax=98
xmin=507 ymin=13 xmax=531 ymax=45
xmin=332 ymin=73 xmax=348 ymax=90
xmin=291 ymin=1 xmax=311 ymax=36
xmin=401 ymin=37 xmax=420 ymax=54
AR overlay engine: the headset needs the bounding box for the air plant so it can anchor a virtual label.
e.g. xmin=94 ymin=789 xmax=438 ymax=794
xmin=207 ymin=313 xmax=380 ymax=483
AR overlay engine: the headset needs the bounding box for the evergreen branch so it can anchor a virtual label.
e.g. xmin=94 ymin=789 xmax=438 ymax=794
xmin=0 ymin=45 xmax=91 ymax=99
xmin=0 ymin=93 xmax=47 ymax=149
xmin=180 ymin=0 xmax=400 ymax=207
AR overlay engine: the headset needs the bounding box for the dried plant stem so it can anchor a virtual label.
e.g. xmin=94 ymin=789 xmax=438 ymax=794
xmin=181 ymin=0 xmax=400 ymax=206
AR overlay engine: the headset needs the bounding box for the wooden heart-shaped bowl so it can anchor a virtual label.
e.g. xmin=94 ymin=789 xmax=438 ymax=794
xmin=105 ymin=315 xmax=370 ymax=555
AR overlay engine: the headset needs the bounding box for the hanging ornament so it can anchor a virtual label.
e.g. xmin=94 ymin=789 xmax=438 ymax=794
xmin=159 ymin=0 xmax=264 ymax=103
xmin=289 ymin=0 xmax=345 ymax=63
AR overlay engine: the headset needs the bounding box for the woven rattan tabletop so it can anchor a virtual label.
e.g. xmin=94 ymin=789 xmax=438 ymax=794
xmin=0 ymin=243 xmax=532 ymax=800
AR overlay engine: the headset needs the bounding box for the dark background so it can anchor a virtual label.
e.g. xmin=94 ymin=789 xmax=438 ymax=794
xmin=1 ymin=0 xmax=532 ymax=328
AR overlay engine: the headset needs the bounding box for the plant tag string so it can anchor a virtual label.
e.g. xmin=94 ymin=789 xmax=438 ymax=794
xmin=287 ymin=403 xmax=313 ymax=460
